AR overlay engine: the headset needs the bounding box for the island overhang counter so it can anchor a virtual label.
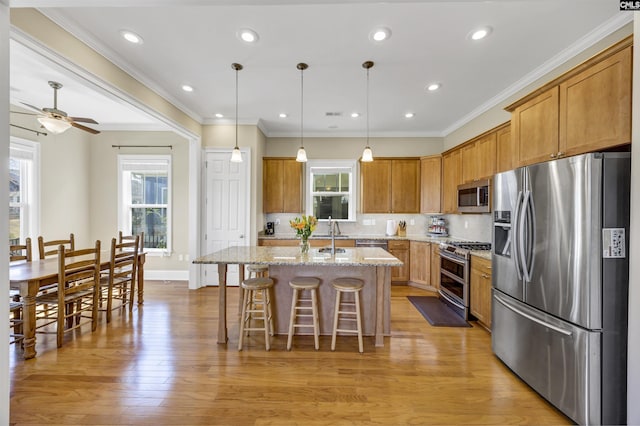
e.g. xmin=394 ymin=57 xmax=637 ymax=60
xmin=193 ymin=246 xmax=403 ymax=348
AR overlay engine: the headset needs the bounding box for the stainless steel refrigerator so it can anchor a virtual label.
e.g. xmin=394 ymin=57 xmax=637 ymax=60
xmin=491 ymin=152 xmax=630 ymax=425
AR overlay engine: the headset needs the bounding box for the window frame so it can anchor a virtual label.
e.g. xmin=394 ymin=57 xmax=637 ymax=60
xmin=118 ymin=154 xmax=172 ymax=255
xmin=9 ymin=137 xmax=40 ymax=243
xmin=305 ymin=159 xmax=357 ymax=222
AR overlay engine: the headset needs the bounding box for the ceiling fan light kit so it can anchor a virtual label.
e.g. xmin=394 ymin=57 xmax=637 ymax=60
xmin=37 ymin=116 xmax=72 ymax=134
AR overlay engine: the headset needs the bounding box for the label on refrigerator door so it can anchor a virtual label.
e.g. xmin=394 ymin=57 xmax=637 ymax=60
xmin=602 ymin=228 xmax=626 ymax=258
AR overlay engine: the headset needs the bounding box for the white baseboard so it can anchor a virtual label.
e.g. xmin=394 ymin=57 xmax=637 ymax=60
xmin=144 ymin=270 xmax=189 ymax=281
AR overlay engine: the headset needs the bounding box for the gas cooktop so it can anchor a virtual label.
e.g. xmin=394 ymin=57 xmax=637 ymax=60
xmin=440 ymin=241 xmax=492 ymax=259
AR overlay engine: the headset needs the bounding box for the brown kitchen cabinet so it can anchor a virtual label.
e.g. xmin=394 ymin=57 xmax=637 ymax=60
xmin=409 ymin=241 xmax=430 ymax=289
xmin=470 ymin=255 xmax=492 ymax=330
xmin=430 ymin=243 xmax=440 ymax=291
xmin=508 ymin=39 xmax=631 ymax=168
xmin=420 ymin=155 xmax=441 ymax=214
xmin=361 ymin=158 xmax=420 ymax=213
xmin=495 ymin=124 xmax=514 ymax=173
xmin=263 ymin=158 xmax=302 ymax=213
xmin=462 ymin=130 xmax=497 ymax=183
xmin=441 ymin=150 xmax=462 ymax=214
xmin=461 ymin=142 xmax=477 ymax=184
xmin=388 ymin=240 xmax=410 ymax=284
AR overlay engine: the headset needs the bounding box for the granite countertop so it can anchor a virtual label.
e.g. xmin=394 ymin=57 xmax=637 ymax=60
xmin=470 ymin=250 xmax=492 ymax=261
xmin=193 ymin=246 xmax=403 ymax=267
xmin=258 ymin=232 xmax=454 ymax=244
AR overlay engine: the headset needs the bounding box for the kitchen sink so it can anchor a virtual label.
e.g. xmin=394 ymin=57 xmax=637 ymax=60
xmin=318 ymin=247 xmax=346 ymax=254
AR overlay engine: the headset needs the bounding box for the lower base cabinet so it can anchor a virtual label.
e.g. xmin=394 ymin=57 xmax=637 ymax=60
xmin=470 ymin=255 xmax=492 ymax=330
xmin=409 ymin=241 xmax=431 ymax=289
xmin=388 ymin=240 xmax=410 ymax=284
xmin=430 ymin=243 xmax=440 ymax=291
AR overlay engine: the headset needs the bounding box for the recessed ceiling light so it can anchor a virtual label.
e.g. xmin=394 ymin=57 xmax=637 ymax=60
xmin=426 ymin=83 xmax=441 ymax=92
xmin=120 ymin=30 xmax=143 ymax=44
xmin=470 ymin=26 xmax=492 ymax=41
xmin=370 ymin=27 xmax=391 ymax=42
xmin=215 ymin=113 xmax=224 ymax=118
xmin=181 ymin=85 xmax=194 ymax=92
xmin=351 ymin=112 xmax=360 ymax=118
xmin=405 ymin=112 xmax=415 ymax=119
xmin=237 ymin=28 xmax=259 ymax=43
xmin=279 ymin=113 xmax=288 ymax=118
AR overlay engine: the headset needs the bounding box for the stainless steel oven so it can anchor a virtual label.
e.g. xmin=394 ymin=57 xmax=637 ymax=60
xmin=439 ymin=241 xmax=491 ymax=319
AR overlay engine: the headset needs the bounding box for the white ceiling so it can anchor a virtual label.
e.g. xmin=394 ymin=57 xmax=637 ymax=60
xmin=8 ymin=0 xmax=631 ymax=137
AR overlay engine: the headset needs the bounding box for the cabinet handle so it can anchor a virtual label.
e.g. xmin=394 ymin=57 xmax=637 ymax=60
xmin=550 ymin=153 xmax=557 ymax=158
xmin=481 ymin=274 xmax=490 ymax=279
xmin=557 ymin=151 xmax=565 ymax=157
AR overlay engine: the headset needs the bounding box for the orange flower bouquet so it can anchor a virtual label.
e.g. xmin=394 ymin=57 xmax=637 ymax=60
xmin=289 ymin=215 xmax=317 ymax=253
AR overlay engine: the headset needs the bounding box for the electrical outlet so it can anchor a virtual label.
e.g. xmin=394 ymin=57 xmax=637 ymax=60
xmin=178 ymin=254 xmax=184 ymax=261
xmin=464 ymin=220 xmax=469 ymax=229
xmin=410 ymin=219 xmax=415 ymax=226
xmin=275 ymin=219 xmax=280 ymax=225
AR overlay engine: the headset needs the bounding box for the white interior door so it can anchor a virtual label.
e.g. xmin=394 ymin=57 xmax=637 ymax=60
xmin=202 ymin=150 xmax=249 ymax=286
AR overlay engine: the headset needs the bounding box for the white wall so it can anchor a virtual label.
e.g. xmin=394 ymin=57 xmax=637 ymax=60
xmin=627 ymin=16 xmax=640 ymax=425
xmin=1 ymin=1 xmax=9 ymax=423
xmin=266 ymin=136 xmax=442 ymax=159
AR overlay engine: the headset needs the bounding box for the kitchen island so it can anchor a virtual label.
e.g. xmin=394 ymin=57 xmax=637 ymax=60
xmin=193 ymin=246 xmax=402 ymax=347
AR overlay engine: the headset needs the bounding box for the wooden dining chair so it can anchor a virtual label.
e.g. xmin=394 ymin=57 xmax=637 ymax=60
xmin=100 ymin=236 xmax=139 ymax=323
xmin=38 ymin=233 xmax=75 ymax=259
xmin=119 ymin=231 xmax=144 ymax=251
xmin=35 ymin=241 xmax=101 ymax=348
xmin=9 ymin=238 xmax=31 ymax=345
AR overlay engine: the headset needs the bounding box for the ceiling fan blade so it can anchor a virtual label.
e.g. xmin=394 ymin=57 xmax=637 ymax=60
xmin=69 ymin=117 xmax=99 ymax=124
xmin=10 ymin=110 xmax=38 ymax=116
xmin=70 ymin=121 xmax=100 ymax=135
xmin=20 ymin=102 xmax=45 ymax=114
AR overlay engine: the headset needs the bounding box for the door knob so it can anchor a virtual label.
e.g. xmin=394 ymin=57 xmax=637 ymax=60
xmin=239 ymin=234 xmax=245 ymax=239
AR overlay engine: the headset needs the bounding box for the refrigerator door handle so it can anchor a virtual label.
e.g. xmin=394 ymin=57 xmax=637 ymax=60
xmin=494 ymin=293 xmax=573 ymax=337
xmin=520 ymin=190 xmax=535 ymax=282
xmin=513 ymin=190 xmax=524 ymax=280
xmin=518 ymin=191 xmax=529 ymax=281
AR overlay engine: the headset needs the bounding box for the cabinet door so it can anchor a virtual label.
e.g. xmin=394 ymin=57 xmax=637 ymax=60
xmin=512 ymin=87 xmax=559 ymax=167
xmin=361 ymin=160 xmax=391 ymax=213
xmin=461 ymin=142 xmax=477 ymax=183
xmin=420 ymin=156 xmax=441 ymax=214
xmin=442 ymin=150 xmax=462 ymax=214
xmin=409 ymin=241 xmax=430 ymax=285
xmin=470 ymin=256 xmax=492 ymax=329
xmin=476 ymin=132 xmax=497 ymax=180
xmin=263 ymin=159 xmax=284 ymax=213
xmin=391 ymin=159 xmax=420 ymax=213
xmin=495 ymin=125 xmax=514 ymax=173
xmin=430 ymin=244 xmax=440 ymax=291
xmin=559 ymin=46 xmax=631 ymax=156
xmin=282 ymin=159 xmax=302 ymax=213
xmin=388 ymin=240 xmax=410 ymax=283
xmin=263 ymin=159 xmax=302 ymax=213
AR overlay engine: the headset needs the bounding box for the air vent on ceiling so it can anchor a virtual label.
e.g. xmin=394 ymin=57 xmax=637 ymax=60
xmin=325 ymin=112 xmax=343 ymax=117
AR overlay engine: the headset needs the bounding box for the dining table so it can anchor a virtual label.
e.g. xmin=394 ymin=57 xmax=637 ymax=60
xmin=193 ymin=245 xmax=402 ymax=348
xmin=9 ymin=250 xmax=146 ymax=360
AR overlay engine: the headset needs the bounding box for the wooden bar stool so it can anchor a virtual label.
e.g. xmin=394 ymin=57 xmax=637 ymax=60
xmin=331 ymin=277 xmax=364 ymax=353
xmin=238 ymin=265 xmax=269 ymax=316
xmin=287 ymin=277 xmax=321 ymax=351
xmin=238 ymin=277 xmax=274 ymax=351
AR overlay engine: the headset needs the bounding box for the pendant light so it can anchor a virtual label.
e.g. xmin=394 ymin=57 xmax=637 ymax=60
xmin=296 ymin=62 xmax=308 ymax=162
xmin=361 ymin=61 xmax=374 ymax=162
xmin=230 ymin=63 xmax=243 ymax=163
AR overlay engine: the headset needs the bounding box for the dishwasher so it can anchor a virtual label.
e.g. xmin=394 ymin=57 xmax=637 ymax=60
xmin=355 ymin=239 xmax=388 ymax=250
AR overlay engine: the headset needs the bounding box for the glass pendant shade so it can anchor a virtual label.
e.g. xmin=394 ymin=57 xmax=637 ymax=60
xmin=361 ymin=146 xmax=373 ymax=162
xmin=296 ymin=147 xmax=308 ymax=162
xmin=230 ymin=146 xmax=243 ymax=162
xmin=37 ymin=116 xmax=71 ymax=134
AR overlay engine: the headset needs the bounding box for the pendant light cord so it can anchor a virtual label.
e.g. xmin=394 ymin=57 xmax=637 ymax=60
xmin=366 ymin=65 xmax=370 ymax=146
xmin=300 ymin=65 xmax=304 ymax=148
xmin=235 ymin=66 xmax=239 ymax=149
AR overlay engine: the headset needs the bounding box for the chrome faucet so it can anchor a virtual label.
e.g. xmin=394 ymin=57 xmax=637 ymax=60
xmin=328 ymin=216 xmax=336 ymax=255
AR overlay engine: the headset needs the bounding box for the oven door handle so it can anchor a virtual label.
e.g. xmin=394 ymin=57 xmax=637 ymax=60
xmin=439 ymin=250 xmax=466 ymax=266
xmin=439 ymin=290 xmax=465 ymax=311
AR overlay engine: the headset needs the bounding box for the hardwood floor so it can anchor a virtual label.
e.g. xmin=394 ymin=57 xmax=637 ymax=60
xmin=9 ymin=281 xmax=570 ymax=425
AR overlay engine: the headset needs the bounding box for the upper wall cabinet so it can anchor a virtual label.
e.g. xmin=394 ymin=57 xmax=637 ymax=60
xmin=508 ymin=38 xmax=631 ymax=168
xmin=361 ymin=158 xmax=420 ymax=213
xmin=420 ymin=155 xmax=441 ymax=214
xmin=263 ymin=158 xmax=302 ymax=213
xmin=495 ymin=124 xmax=514 ymax=173
xmin=441 ymin=150 xmax=462 ymax=214
xmin=461 ymin=132 xmax=497 ymax=183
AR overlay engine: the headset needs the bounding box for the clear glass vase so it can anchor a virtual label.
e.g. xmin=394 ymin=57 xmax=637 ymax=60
xmin=300 ymin=238 xmax=310 ymax=254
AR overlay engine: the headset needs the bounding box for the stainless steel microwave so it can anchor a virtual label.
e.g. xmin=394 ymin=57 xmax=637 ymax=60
xmin=457 ymin=179 xmax=491 ymax=213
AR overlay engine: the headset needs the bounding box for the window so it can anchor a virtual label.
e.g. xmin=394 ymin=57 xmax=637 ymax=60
xmin=9 ymin=138 xmax=39 ymax=244
xmin=306 ymin=160 xmax=356 ymax=221
xmin=118 ymin=155 xmax=171 ymax=254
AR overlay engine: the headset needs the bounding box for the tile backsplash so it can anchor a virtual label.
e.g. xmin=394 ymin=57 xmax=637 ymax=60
xmin=263 ymin=212 xmax=492 ymax=242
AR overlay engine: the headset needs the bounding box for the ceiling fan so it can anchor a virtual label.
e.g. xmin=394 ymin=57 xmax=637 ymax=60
xmin=18 ymin=81 xmax=100 ymax=135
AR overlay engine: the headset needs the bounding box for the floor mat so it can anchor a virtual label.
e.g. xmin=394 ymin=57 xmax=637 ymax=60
xmin=407 ymin=296 xmax=471 ymax=327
